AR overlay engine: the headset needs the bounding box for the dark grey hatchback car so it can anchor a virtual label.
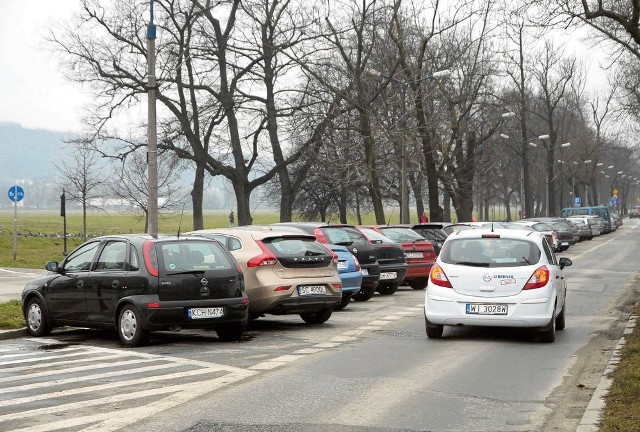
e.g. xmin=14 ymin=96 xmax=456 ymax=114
xmin=21 ymin=234 xmax=250 ymax=347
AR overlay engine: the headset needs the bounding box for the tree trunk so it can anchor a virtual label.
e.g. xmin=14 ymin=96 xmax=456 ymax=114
xmin=358 ymin=108 xmax=385 ymax=224
xmin=191 ymin=162 xmax=205 ymax=230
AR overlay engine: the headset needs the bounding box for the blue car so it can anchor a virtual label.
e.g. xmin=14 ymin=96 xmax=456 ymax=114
xmin=329 ymin=245 xmax=362 ymax=310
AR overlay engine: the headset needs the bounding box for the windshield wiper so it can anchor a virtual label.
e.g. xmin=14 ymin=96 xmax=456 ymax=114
xmin=334 ymin=241 xmax=354 ymax=246
xmin=166 ymin=269 xmax=206 ymax=276
xmin=455 ymin=261 xmax=490 ymax=267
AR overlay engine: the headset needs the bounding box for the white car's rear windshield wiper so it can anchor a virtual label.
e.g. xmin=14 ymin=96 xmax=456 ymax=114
xmin=454 ymin=261 xmax=490 ymax=267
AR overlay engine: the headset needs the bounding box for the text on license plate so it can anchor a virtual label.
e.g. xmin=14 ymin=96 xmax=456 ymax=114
xmin=188 ymin=307 xmax=224 ymax=319
xmin=298 ymin=285 xmax=326 ymax=295
xmin=466 ymin=304 xmax=508 ymax=315
xmin=380 ymin=271 xmax=397 ymax=280
xmin=361 ymin=269 xmax=369 ymax=275
xmin=337 ymin=261 xmax=347 ymax=270
xmin=405 ymin=252 xmax=423 ymax=259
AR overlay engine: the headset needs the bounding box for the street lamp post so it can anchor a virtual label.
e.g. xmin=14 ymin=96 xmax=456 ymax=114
xmin=366 ymin=68 xmax=451 ymax=224
xmin=147 ymin=0 xmax=158 ymax=237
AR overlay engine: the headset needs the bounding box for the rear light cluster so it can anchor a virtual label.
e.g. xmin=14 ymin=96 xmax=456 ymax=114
xmin=523 ymin=266 xmax=550 ymax=290
xmin=143 ymin=241 xmax=159 ymax=277
xmin=353 ymin=256 xmax=361 ymax=271
xmin=313 ymin=228 xmax=329 ymax=244
xmin=429 ymin=264 xmax=452 ymax=288
xmin=247 ymin=241 xmax=278 ymax=267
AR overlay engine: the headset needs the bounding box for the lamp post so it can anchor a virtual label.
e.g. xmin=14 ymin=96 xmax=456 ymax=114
xmin=366 ymin=68 xmax=451 ymax=223
xmin=147 ymin=0 xmax=158 ymax=237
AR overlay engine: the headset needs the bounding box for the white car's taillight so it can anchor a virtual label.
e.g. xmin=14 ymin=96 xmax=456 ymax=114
xmin=523 ymin=265 xmax=550 ymax=290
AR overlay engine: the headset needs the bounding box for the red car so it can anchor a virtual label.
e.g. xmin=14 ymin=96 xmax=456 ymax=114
xmin=359 ymin=225 xmax=436 ymax=290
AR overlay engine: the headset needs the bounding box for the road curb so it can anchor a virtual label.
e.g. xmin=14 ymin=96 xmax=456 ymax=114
xmin=0 ymin=327 xmax=27 ymax=341
xmin=576 ymin=314 xmax=638 ymax=432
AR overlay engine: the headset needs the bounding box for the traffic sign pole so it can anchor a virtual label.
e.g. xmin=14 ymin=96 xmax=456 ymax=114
xmin=8 ymin=185 xmax=25 ymax=260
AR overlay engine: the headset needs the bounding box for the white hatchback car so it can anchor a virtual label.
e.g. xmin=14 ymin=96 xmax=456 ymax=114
xmin=424 ymin=228 xmax=572 ymax=342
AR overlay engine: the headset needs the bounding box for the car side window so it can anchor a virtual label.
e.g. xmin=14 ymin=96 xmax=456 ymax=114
xmin=210 ymin=235 xmax=242 ymax=251
xmin=95 ymin=241 xmax=128 ymax=271
xmin=542 ymin=239 xmax=555 ymax=264
xmin=64 ymin=241 xmax=101 ymax=272
xmin=129 ymin=245 xmax=140 ymax=271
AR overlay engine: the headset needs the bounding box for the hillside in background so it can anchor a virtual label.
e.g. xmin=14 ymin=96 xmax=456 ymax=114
xmin=0 ymin=122 xmax=265 ymax=211
xmin=0 ymin=122 xmax=71 ymax=182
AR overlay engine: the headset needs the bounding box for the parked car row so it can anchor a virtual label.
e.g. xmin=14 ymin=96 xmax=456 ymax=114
xmin=22 ymin=223 xmax=438 ymax=347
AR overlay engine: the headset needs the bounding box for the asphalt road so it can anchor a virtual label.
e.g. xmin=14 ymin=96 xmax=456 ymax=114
xmin=1 ymin=220 xmax=638 ymax=432
xmin=0 ymin=267 xmax=44 ymax=302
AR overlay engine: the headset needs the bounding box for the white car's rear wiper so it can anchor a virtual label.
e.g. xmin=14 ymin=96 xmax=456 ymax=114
xmin=455 ymin=261 xmax=490 ymax=267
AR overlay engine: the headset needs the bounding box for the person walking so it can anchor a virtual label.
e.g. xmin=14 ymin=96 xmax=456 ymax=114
xmin=229 ymin=210 xmax=235 ymax=227
xmin=420 ymin=211 xmax=428 ymax=223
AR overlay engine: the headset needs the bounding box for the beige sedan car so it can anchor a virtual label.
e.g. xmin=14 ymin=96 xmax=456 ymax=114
xmin=186 ymin=226 xmax=342 ymax=324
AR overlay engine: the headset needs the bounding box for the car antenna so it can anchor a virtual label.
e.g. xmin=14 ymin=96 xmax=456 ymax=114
xmin=177 ymin=204 xmax=185 ymax=238
xmin=491 ymin=222 xmax=495 ymax=232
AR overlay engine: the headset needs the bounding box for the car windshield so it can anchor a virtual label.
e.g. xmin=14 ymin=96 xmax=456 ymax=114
xmin=358 ymin=227 xmax=393 ymax=243
xmin=263 ymin=237 xmax=330 ymax=258
xmin=322 ymin=227 xmax=369 ymax=245
xmin=159 ymin=241 xmax=236 ymax=274
xmin=440 ymin=238 xmax=541 ymax=267
xmin=378 ymin=227 xmax=425 ymax=242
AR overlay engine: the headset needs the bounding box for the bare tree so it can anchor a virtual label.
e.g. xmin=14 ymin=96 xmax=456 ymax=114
xmin=529 ymin=40 xmax=578 ymax=216
xmin=54 ymin=138 xmax=106 ymax=240
xmin=110 ymin=149 xmax=187 ymax=231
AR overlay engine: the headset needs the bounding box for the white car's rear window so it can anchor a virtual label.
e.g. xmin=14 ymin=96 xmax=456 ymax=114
xmin=440 ymin=238 xmax=541 ymax=267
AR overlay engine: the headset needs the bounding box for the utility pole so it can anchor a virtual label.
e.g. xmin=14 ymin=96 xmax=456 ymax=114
xmin=147 ymin=0 xmax=158 ymax=237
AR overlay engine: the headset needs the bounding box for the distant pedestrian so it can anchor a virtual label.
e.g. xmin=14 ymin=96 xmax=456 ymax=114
xmin=229 ymin=210 xmax=235 ymax=227
xmin=420 ymin=211 xmax=428 ymax=223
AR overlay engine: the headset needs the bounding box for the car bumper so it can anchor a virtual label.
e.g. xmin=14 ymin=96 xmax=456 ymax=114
xmin=424 ymin=285 xmax=556 ymax=328
xmin=338 ymin=271 xmax=362 ymax=295
xmin=246 ymin=282 xmax=342 ymax=314
xmin=143 ymin=300 xmax=249 ymax=330
xmin=405 ymin=262 xmax=433 ymax=279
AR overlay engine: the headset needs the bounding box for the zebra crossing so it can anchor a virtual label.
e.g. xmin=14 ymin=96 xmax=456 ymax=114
xmin=0 ymin=338 xmax=256 ymax=432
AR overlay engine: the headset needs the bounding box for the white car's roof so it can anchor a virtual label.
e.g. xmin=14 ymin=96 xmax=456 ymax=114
xmin=445 ymin=227 xmax=543 ymax=242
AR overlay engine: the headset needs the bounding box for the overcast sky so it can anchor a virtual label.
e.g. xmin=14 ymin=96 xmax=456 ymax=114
xmin=0 ymin=0 xmax=88 ymax=133
xmin=0 ymin=1 xmax=610 ymax=135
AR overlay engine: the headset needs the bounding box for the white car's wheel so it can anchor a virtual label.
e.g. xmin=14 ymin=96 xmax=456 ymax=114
xmin=539 ymin=308 xmax=556 ymax=343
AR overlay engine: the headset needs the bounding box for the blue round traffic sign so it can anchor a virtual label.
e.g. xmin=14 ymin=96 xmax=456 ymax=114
xmin=8 ymin=185 xmax=25 ymax=202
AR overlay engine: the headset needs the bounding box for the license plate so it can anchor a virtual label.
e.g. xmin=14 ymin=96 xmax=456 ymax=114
xmin=337 ymin=261 xmax=347 ymax=270
xmin=380 ymin=271 xmax=397 ymax=280
xmin=361 ymin=269 xmax=369 ymax=276
xmin=298 ymin=285 xmax=326 ymax=295
xmin=188 ymin=307 xmax=224 ymax=319
xmin=466 ymin=304 xmax=508 ymax=315
xmin=405 ymin=252 xmax=423 ymax=259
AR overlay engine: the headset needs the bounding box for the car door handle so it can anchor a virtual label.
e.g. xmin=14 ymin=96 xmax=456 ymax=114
xmin=76 ymin=280 xmax=84 ymax=288
xmin=112 ymin=280 xmax=120 ymax=289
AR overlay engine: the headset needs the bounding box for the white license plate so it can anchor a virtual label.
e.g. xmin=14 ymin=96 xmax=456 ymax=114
xmin=466 ymin=304 xmax=508 ymax=315
xmin=405 ymin=252 xmax=423 ymax=259
xmin=361 ymin=269 xmax=369 ymax=275
xmin=188 ymin=307 xmax=224 ymax=319
xmin=380 ymin=271 xmax=397 ymax=280
xmin=337 ymin=261 xmax=347 ymax=270
xmin=298 ymin=285 xmax=326 ymax=295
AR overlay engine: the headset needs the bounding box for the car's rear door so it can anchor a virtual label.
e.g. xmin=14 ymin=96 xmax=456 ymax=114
xmin=86 ymin=240 xmax=128 ymax=323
